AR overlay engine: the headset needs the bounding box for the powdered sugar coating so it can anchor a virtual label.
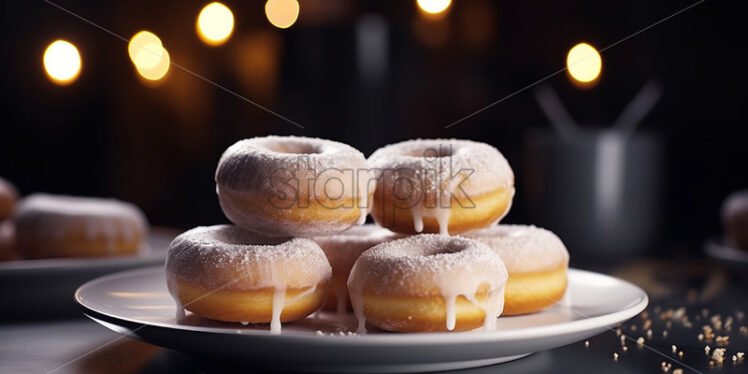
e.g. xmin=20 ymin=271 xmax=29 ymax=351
xmin=464 ymin=224 xmax=569 ymax=273
xmin=313 ymin=224 xmax=402 ymax=313
xmin=368 ymin=139 xmax=514 ymax=235
xmin=15 ymin=194 xmax=148 ymax=242
xmin=166 ymin=225 xmax=332 ymax=290
xmin=348 ymin=234 xmax=508 ymax=331
xmin=314 ymin=224 xmax=402 ymax=273
xmin=216 ymin=136 xmax=372 ymax=237
xmin=368 ymin=138 xmax=513 ymax=198
xmin=0 ymin=177 xmax=18 ymax=220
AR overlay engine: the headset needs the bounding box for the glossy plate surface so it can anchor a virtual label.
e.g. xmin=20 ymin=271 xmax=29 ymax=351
xmin=76 ymin=266 xmax=647 ymax=372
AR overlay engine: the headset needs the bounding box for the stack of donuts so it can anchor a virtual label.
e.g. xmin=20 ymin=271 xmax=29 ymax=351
xmin=166 ymin=136 xmax=570 ymax=334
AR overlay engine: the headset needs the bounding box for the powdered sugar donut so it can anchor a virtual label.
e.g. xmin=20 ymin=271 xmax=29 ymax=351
xmin=15 ymin=194 xmax=148 ymax=259
xmin=166 ymin=225 xmax=332 ymax=334
xmin=348 ymin=234 xmax=508 ymax=333
xmin=464 ymin=225 xmax=569 ymax=315
xmin=0 ymin=177 xmax=17 ymax=221
xmin=368 ymin=139 xmax=514 ymax=235
xmin=216 ymin=136 xmax=373 ymax=237
xmin=0 ymin=221 xmax=15 ymax=261
xmin=313 ymin=224 xmax=402 ymax=313
xmin=722 ymin=190 xmax=748 ymax=250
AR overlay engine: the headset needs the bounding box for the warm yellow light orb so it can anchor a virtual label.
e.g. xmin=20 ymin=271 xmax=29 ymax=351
xmin=265 ymin=0 xmax=300 ymax=29
xmin=135 ymin=47 xmax=170 ymax=81
xmin=43 ymin=40 xmax=81 ymax=85
xmin=128 ymin=31 xmax=170 ymax=82
xmin=197 ymin=2 xmax=234 ymax=46
xmin=128 ymin=31 xmax=162 ymax=64
xmin=416 ymin=0 xmax=452 ymax=15
xmin=566 ymin=43 xmax=602 ymax=83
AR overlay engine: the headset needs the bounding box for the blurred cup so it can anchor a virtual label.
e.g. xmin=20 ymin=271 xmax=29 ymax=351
xmin=524 ymin=128 xmax=662 ymax=263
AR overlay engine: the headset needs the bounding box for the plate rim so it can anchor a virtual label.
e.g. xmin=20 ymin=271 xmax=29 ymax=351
xmin=75 ymin=266 xmax=648 ymax=346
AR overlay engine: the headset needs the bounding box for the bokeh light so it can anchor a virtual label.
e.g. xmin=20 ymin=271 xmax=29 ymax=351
xmin=43 ymin=40 xmax=81 ymax=85
xmin=265 ymin=0 xmax=300 ymax=29
xmin=416 ymin=0 xmax=452 ymax=15
xmin=135 ymin=47 xmax=170 ymax=81
xmin=566 ymin=42 xmax=602 ymax=84
xmin=196 ymin=2 xmax=235 ymax=46
xmin=128 ymin=31 xmax=170 ymax=82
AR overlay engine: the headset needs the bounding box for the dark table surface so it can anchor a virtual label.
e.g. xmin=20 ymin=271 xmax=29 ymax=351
xmin=2 ymin=256 xmax=747 ymax=374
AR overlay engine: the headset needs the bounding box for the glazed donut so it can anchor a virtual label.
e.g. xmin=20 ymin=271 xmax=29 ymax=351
xmin=348 ymin=234 xmax=508 ymax=333
xmin=464 ymin=225 xmax=569 ymax=315
xmin=166 ymin=225 xmax=332 ymax=333
xmin=722 ymin=190 xmax=748 ymax=250
xmin=0 ymin=177 xmax=17 ymax=221
xmin=0 ymin=221 xmax=15 ymax=261
xmin=368 ymin=139 xmax=514 ymax=235
xmin=15 ymin=194 xmax=148 ymax=259
xmin=216 ymin=136 xmax=373 ymax=237
xmin=313 ymin=224 xmax=402 ymax=313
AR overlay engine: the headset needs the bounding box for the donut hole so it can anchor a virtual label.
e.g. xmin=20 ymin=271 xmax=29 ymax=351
xmin=424 ymin=242 xmax=468 ymax=256
xmin=214 ymin=226 xmax=288 ymax=246
xmin=404 ymin=145 xmax=454 ymax=159
xmin=265 ymin=141 xmax=323 ymax=155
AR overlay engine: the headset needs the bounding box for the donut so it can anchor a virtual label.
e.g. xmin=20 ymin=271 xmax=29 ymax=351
xmin=0 ymin=221 xmax=16 ymax=261
xmin=166 ymin=225 xmax=332 ymax=333
xmin=313 ymin=224 xmax=402 ymax=313
xmin=216 ymin=136 xmax=373 ymax=237
xmin=15 ymin=194 xmax=148 ymax=259
xmin=347 ymin=234 xmax=508 ymax=333
xmin=0 ymin=177 xmax=18 ymax=221
xmin=464 ymin=225 xmax=569 ymax=315
xmin=368 ymin=139 xmax=514 ymax=235
xmin=722 ymin=190 xmax=748 ymax=250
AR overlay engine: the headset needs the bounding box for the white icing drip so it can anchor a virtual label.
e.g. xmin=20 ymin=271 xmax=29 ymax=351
xmin=270 ymin=284 xmax=286 ymax=334
xmin=350 ymin=279 xmax=367 ymax=334
xmin=412 ymin=206 xmax=424 ymax=233
xmin=444 ymin=294 xmax=457 ymax=330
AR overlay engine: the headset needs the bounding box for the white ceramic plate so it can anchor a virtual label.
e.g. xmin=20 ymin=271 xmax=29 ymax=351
xmin=0 ymin=229 xmax=177 ymax=318
xmin=705 ymin=238 xmax=748 ymax=268
xmin=76 ymin=267 xmax=647 ymax=373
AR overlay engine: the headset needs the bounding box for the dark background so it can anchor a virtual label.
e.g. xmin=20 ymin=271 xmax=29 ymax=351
xmin=1 ymin=0 xmax=746 ymax=257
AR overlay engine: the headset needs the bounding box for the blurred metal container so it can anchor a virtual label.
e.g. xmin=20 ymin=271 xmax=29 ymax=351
xmin=524 ymin=128 xmax=662 ymax=262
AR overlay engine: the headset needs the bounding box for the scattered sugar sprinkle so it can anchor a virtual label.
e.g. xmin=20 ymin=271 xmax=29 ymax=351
xmin=671 ymin=345 xmax=677 ymax=354
xmin=673 ymin=369 xmax=683 ymax=374
xmin=646 ymin=329 xmax=653 ymax=339
xmin=622 ymin=346 xmax=628 ymax=352
xmin=613 ymin=352 xmax=619 ymax=361
xmin=616 ymin=328 xmax=622 ymax=336
xmin=637 ymin=337 xmax=645 ymax=346
xmin=663 ymin=330 xmax=668 ymax=338
xmin=698 ymin=333 xmax=704 ymax=341
xmin=712 ymin=348 xmax=726 ymax=363
xmin=584 ymin=340 xmax=589 ymax=348
xmin=705 ymin=345 xmax=711 ymax=355
xmin=661 ymin=361 xmax=672 ymax=372
xmin=715 ymin=335 xmax=730 ymax=346
xmin=678 ymin=351 xmax=683 ymax=358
